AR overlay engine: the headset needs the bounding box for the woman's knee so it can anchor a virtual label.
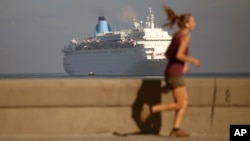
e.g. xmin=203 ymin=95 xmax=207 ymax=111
xmin=176 ymin=101 xmax=188 ymax=109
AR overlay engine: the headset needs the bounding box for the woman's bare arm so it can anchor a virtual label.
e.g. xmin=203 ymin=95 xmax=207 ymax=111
xmin=176 ymin=34 xmax=200 ymax=66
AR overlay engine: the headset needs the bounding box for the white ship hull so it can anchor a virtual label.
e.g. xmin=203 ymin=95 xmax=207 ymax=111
xmin=63 ymin=47 xmax=167 ymax=76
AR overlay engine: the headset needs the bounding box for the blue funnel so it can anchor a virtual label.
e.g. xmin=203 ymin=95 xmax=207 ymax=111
xmin=96 ymin=16 xmax=111 ymax=33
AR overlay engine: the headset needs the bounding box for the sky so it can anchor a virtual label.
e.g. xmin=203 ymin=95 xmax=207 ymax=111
xmin=0 ymin=0 xmax=250 ymax=73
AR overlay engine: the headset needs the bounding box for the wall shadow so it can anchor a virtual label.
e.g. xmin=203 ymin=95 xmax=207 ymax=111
xmin=113 ymin=79 xmax=170 ymax=137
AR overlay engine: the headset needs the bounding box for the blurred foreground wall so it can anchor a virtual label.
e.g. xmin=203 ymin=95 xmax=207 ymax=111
xmin=0 ymin=78 xmax=249 ymax=136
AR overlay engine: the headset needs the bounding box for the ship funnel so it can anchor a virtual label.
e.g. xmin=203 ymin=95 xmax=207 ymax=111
xmin=95 ymin=16 xmax=111 ymax=33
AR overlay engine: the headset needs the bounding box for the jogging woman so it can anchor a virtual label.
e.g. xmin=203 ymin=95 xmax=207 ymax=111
xmin=140 ymin=5 xmax=201 ymax=137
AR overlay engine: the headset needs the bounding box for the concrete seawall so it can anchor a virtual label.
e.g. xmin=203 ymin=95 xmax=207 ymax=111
xmin=0 ymin=78 xmax=249 ymax=136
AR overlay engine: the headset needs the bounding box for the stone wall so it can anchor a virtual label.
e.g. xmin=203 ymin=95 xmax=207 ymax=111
xmin=0 ymin=78 xmax=249 ymax=135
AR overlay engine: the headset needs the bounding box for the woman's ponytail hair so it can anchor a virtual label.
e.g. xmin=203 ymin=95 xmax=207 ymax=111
xmin=162 ymin=5 xmax=192 ymax=29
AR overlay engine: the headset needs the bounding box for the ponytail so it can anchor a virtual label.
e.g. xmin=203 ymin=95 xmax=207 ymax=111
xmin=162 ymin=5 xmax=178 ymax=28
xmin=162 ymin=5 xmax=192 ymax=29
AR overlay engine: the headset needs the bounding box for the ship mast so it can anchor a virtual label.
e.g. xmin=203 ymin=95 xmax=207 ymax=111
xmin=133 ymin=8 xmax=155 ymax=29
xmin=147 ymin=8 xmax=154 ymax=29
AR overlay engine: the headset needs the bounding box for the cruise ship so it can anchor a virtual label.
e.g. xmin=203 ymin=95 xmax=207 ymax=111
xmin=62 ymin=8 xmax=172 ymax=76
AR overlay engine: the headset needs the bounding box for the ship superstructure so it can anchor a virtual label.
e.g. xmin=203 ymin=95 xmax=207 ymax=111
xmin=62 ymin=8 xmax=172 ymax=76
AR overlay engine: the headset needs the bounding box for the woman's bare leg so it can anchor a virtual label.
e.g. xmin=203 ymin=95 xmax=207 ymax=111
xmin=152 ymin=86 xmax=188 ymax=115
xmin=150 ymin=86 xmax=189 ymax=137
xmin=141 ymin=86 xmax=189 ymax=131
xmin=172 ymin=86 xmax=189 ymax=128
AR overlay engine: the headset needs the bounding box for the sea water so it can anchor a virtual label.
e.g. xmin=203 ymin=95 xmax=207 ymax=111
xmin=0 ymin=73 xmax=250 ymax=79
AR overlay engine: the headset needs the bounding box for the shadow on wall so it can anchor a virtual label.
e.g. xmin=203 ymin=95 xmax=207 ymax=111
xmin=114 ymin=79 xmax=170 ymax=136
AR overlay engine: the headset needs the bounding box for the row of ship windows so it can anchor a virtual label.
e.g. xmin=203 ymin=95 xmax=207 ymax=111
xmin=75 ymin=45 xmax=138 ymax=50
xmin=144 ymin=39 xmax=171 ymax=41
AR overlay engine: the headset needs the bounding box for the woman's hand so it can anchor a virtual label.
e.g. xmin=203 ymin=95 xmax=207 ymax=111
xmin=191 ymin=58 xmax=201 ymax=67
